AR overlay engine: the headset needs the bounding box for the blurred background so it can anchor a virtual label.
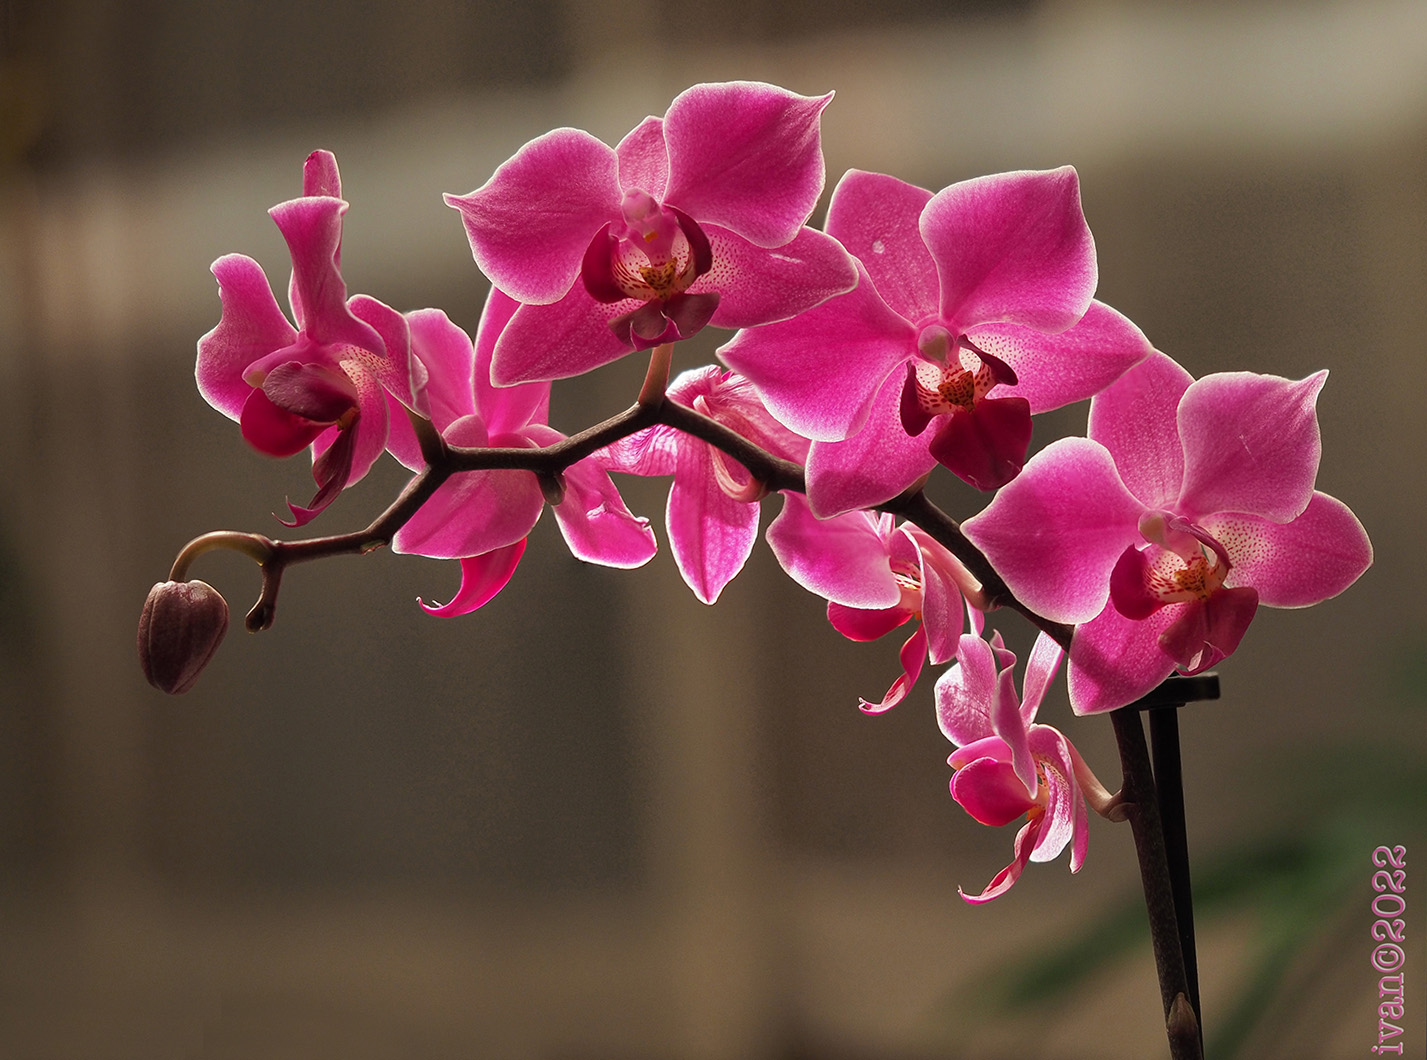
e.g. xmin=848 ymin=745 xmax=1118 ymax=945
xmin=1 ymin=0 xmax=1424 ymax=1057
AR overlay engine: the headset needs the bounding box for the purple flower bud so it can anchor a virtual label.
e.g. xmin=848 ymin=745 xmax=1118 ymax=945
xmin=137 ymin=580 xmax=229 ymax=694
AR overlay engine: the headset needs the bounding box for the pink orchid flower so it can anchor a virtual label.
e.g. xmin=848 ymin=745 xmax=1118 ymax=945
xmin=385 ymin=289 xmax=657 ymax=615
xmin=961 ymin=350 xmax=1373 ymax=713
xmin=767 ymin=495 xmax=979 ymax=711
xmin=720 ymin=168 xmax=1151 ymax=516
xmin=601 ymin=367 xmax=810 ymax=604
xmin=936 ymin=620 xmax=1109 ymax=903
xmin=196 ymin=150 xmax=412 ymax=525
xmin=445 ymin=81 xmax=857 ymax=385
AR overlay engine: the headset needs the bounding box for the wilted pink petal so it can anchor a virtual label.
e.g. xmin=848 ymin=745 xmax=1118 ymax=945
xmin=960 ymin=818 xmax=1040 ymax=905
xmin=419 ymin=540 xmax=528 ymax=617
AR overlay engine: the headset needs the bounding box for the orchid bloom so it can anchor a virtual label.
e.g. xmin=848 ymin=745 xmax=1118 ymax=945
xmin=961 ymin=350 xmax=1373 ymax=713
xmin=720 ymin=168 xmax=1151 ymax=516
xmin=384 ymin=289 xmax=657 ymax=615
xmin=936 ymin=619 xmax=1111 ymax=903
xmin=196 ymin=150 xmax=412 ymax=525
xmin=767 ymin=496 xmax=979 ymax=711
xmin=601 ymin=367 xmax=810 ymax=604
xmin=445 ymin=81 xmax=857 ymax=385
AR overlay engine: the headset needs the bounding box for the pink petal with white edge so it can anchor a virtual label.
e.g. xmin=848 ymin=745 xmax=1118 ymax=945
xmin=922 ymin=167 xmax=1096 ymax=334
xmin=666 ymin=434 xmax=761 ymax=604
xmin=719 ymin=260 xmax=913 ymax=443
xmin=1087 ymin=349 xmax=1193 ymax=510
xmin=391 ymin=417 xmax=545 ymax=559
xmin=824 ymin=169 xmax=937 ymax=322
xmin=197 ymin=255 xmax=298 ymax=420
xmin=406 ymin=308 xmax=476 ymax=433
xmin=1203 ymin=493 xmax=1371 ymax=607
xmin=935 ymin=633 xmax=999 ymax=746
xmin=962 ymin=437 xmax=1146 ymax=623
xmin=960 ymin=818 xmax=1039 ymax=904
xmin=1027 ymin=727 xmax=1077 ymax=863
xmin=1176 ymin=370 xmax=1326 ymax=523
xmin=662 ymin=82 xmax=830 ymax=248
xmin=991 ymin=661 xmax=1036 ymax=796
xmin=907 ymin=532 xmax=966 ymax=665
xmin=530 ymin=428 xmax=656 ymax=569
xmin=271 ymin=196 xmax=382 ymax=356
xmin=968 ymin=300 xmax=1152 ymax=415
xmin=489 ymin=286 xmax=634 ymax=386
xmin=472 ymin=288 xmax=550 ymax=436
xmin=803 ymin=372 xmax=939 ymax=518
xmin=702 ymin=225 xmax=857 ymax=331
xmin=1020 ymin=632 xmax=1065 ymax=723
xmin=615 ymin=117 xmax=669 ymax=200
xmin=1067 ymin=602 xmax=1179 ymax=714
xmin=348 ymin=294 xmax=413 ymax=406
xmin=419 ymin=540 xmax=527 ymax=617
xmin=859 ymin=625 xmax=926 ymax=713
xmin=445 ymin=128 xmax=621 ymax=305
xmin=765 ymin=495 xmax=901 ymax=608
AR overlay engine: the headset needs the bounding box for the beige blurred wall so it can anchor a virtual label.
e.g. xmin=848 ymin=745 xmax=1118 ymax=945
xmin=0 ymin=1 xmax=1424 ymax=1058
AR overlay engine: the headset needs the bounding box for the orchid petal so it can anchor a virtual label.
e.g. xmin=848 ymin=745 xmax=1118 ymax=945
xmin=962 ymin=438 xmax=1146 ymax=623
xmin=922 ymin=167 xmax=1096 ymax=334
xmin=992 ymin=662 xmax=1036 ymax=796
xmin=667 ymin=434 xmax=760 ymax=604
xmin=282 ymin=422 xmax=359 ymax=527
xmin=719 ymin=260 xmax=913 ymax=442
xmin=473 ymin=288 xmax=550 ymax=435
xmin=1020 ymin=633 xmax=1064 ymax=723
xmin=935 ymin=633 xmax=999 ymax=746
xmin=302 ymin=149 xmax=341 ymax=198
xmin=1088 ymin=349 xmax=1194 ymax=510
xmin=239 ymin=387 xmax=326 ymax=458
xmin=529 ymin=429 xmax=656 ymax=569
xmin=406 ymin=307 xmax=476 ymax=432
xmin=197 ymin=255 xmax=298 ymax=420
xmin=348 ymin=294 xmax=413 ymax=407
xmin=926 ymin=395 xmax=1032 ymax=492
xmin=1176 ymin=370 xmax=1326 ymax=523
xmin=960 ymin=818 xmax=1040 ymax=904
xmin=1159 ymin=587 xmax=1258 ymax=675
xmin=489 ymin=287 xmax=634 ymax=386
xmin=418 ymin=540 xmax=527 ymax=617
xmin=968 ymin=300 xmax=1152 ymax=415
xmin=909 ymin=534 xmax=966 ymax=665
xmin=859 ymin=625 xmax=926 ymax=713
xmin=823 ymin=169 xmax=938 ymax=321
xmin=445 ymin=128 xmax=621 ymax=305
xmin=271 ymin=195 xmax=383 ymax=357
xmin=616 ymin=116 xmax=669 ymax=200
xmin=951 ymin=757 xmax=1036 ymax=827
xmin=1067 ymin=603 xmax=1180 ymax=715
xmin=663 ymin=82 xmax=830 ymax=248
xmin=827 ymin=601 xmax=912 ymax=642
xmin=803 ymin=373 xmax=939 ymax=518
xmin=702 ymin=225 xmax=857 ymax=331
xmin=1203 ymin=492 xmax=1372 ymax=607
xmin=766 ymin=495 xmax=901 ymax=608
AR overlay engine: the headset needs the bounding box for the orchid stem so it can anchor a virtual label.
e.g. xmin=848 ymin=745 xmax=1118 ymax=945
xmin=168 ymin=531 xmax=275 ymax=582
xmin=637 ymin=343 xmax=674 ymax=405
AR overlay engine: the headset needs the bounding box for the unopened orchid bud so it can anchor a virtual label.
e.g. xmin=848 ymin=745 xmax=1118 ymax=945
xmin=138 ymin=580 xmax=229 ymax=694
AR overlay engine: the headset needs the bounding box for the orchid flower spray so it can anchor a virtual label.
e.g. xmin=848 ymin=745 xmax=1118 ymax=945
xmin=961 ymin=349 xmax=1373 ymax=713
xmin=446 ymin=81 xmax=857 ymax=386
xmin=767 ymin=495 xmax=980 ymax=712
xmin=936 ymin=619 xmax=1116 ymax=902
xmin=721 ymin=167 xmax=1152 ymax=515
xmin=385 ymin=289 xmax=657 ymax=615
xmin=196 ymin=150 xmax=413 ymax=526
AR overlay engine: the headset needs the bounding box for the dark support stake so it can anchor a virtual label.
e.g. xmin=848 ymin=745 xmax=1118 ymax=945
xmin=1134 ymin=672 xmax=1220 ymax=1057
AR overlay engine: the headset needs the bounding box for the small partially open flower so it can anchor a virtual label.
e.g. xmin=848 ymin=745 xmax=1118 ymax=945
xmin=138 ymin=580 xmax=230 ymax=694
